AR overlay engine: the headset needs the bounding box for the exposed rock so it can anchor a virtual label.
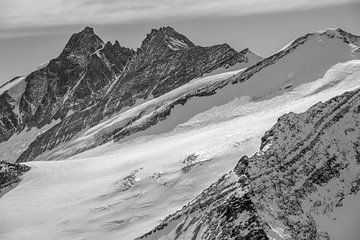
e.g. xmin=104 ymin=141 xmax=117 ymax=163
xmin=138 ymin=158 xmax=269 ymax=240
xmin=0 ymin=161 xmax=30 ymax=197
xmin=248 ymin=88 xmax=360 ymax=239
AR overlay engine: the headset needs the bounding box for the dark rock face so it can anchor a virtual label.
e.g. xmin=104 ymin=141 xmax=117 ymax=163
xmin=9 ymin=26 xmax=258 ymax=163
xmin=248 ymin=88 xmax=360 ymax=239
xmin=0 ymin=161 xmax=30 ymax=195
xmin=104 ymin=26 xmax=245 ymax=115
xmin=0 ymin=93 xmax=20 ymax=142
xmin=0 ymin=27 xmax=132 ymax=143
xmin=138 ymin=87 xmax=360 ymax=239
xmin=137 ymin=155 xmax=270 ymax=240
xmin=19 ymin=26 xmax=115 ymax=128
xmin=101 ymin=40 xmax=135 ymax=75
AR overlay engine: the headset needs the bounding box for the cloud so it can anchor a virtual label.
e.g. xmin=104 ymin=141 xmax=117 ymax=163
xmin=0 ymin=0 xmax=357 ymax=29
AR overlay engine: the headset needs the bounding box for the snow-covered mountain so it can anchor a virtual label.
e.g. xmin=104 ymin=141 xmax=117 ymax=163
xmin=19 ymin=28 xmax=360 ymax=162
xmin=0 ymin=28 xmax=360 ymax=240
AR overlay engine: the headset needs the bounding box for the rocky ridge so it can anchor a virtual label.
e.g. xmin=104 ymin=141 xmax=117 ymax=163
xmin=0 ymin=161 xmax=30 ymax=197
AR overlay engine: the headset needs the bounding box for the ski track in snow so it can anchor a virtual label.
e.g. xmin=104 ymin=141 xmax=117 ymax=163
xmin=1 ymin=60 xmax=360 ymax=240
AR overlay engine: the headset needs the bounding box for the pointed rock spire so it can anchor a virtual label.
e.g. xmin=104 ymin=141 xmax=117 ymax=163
xmin=60 ymin=26 xmax=104 ymax=59
xmin=100 ymin=40 xmax=134 ymax=74
xmin=140 ymin=26 xmax=195 ymax=51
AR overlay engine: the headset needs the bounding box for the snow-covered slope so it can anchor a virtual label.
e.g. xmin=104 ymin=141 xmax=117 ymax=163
xmin=139 ymin=61 xmax=360 ymax=240
xmin=26 ymin=28 xmax=360 ymax=162
xmin=1 ymin=59 xmax=360 ymax=240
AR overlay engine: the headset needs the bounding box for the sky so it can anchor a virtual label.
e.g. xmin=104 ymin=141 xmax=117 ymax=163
xmin=0 ymin=0 xmax=360 ymax=84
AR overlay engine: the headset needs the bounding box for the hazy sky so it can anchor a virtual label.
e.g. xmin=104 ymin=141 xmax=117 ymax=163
xmin=0 ymin=0 xmax=360 ymax=84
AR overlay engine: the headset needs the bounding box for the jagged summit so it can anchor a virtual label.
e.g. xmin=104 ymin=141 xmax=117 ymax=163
xmin=140 ymin=26 xmax=195 ymax=51
xmin=101 ymin=40 xmax=135 ymax=75
xmin=60 ymin=26 xmax=104 ymax=60
xmin=82 ymin=26 xmax=95 ymax=33
xmin=239 ymin=47 xmax=251 ymax=54
xmin=239 ymin=48 xmax=263 ymax=63
xmin=316 ymin=27 xmax=359 ymax=41
xmin=318 ymin=27 xmax=351 ymax=35
xmin=320 ymin=27 xmax=360 ymax=46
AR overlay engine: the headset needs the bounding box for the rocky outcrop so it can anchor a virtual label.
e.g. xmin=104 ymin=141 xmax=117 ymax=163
xmin=138 ymin=86 xmax=360 ymax=239
xmin=0 ymin=161 xmax=30 ymax=197
xmin=137 ymin=156 xmax=269 ymax=240
xmin=0 ymin=92 xmax=21 ymax=142
xmin=248 ymin=88 xmax=360 ymax=239
xmin=11 ymin=26 xmax=259 ymax=162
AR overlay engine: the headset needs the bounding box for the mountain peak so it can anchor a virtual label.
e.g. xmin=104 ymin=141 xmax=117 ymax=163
xmin=145 ymin=26 xmax=177 ymax=37
xmin=319 ymin=27 xmax=360 ymax=45
xmin=316 ymin=27 xmax=346 ymax=38
xmin=140 ymin=26 xmax=195 ymax=51
xmin=318 ymin=27 xmax=346 ymax=35
xmin=82 ymin=26 xmax=95 ymax=34
xmin=60 ymin=26 xmax=104 ymax=59
xmin=238 ymin=48 xmax=263 ymax=63
xmin=275 ymin=27 xmax=360 ymax=57
xmin=158 ymin=26 xmax=176 ymax=34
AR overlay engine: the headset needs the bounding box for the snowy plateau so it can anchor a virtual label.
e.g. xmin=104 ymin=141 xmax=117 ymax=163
xmin=0 ymin=27 xmax=360 ymax=240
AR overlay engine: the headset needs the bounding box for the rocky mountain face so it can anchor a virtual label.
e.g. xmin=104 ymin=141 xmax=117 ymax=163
xmin=137 ymin=155 xmax=269 ymax=240
xmin=0 ymin=27 xmax=124 ymax=141
xmin=0 ymin=26 xmax=260 ymax=162
xmin=20 ymin=27 xmax=112 ymax=127
xmin=139 ymin=86 xmax=360 ymax=240
xmin=101 ymin=26 xmax=249 ymax=115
